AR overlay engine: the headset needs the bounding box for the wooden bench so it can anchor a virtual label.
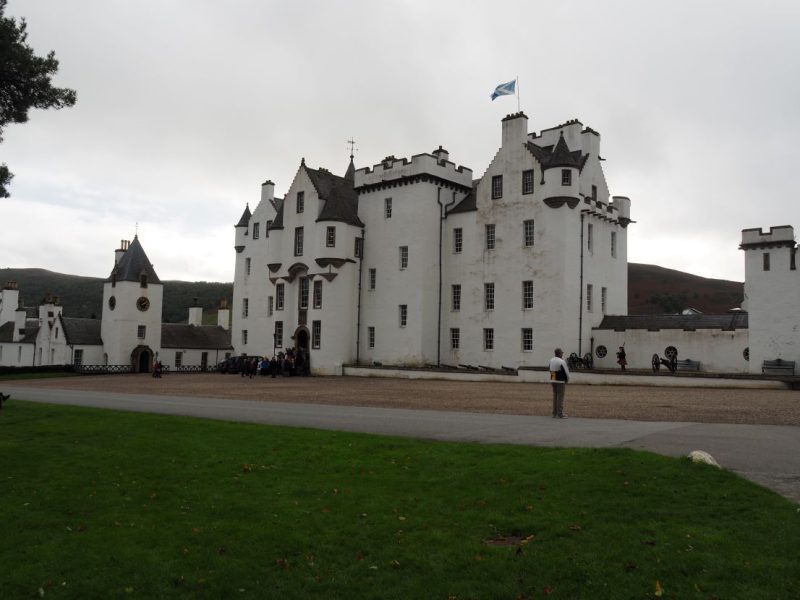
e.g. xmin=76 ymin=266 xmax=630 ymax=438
xmin=762 ymin=359 xmax=796 ymax=376
xmin=676 ymin=359 xmax=701 ymax=372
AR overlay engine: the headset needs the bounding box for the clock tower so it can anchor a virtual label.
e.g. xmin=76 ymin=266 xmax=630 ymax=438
xmin=101 ymin=236 xmax=164 ymax=371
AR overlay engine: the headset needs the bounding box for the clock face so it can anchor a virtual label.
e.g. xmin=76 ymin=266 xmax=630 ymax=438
xmin=136 ymin=296 xmax=150 ymax=312
xmin=108 ymin=296 xmax=116 ymax=310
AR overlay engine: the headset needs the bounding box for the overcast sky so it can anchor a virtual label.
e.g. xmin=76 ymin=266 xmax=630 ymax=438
xmin=2 ymin=0 xmax=799 ymax=283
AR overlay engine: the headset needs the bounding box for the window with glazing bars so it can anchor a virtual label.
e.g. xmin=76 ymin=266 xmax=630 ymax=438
xmin=484 ymin=282 xmax=495 ymax=311
xmin=453 ymin=228 xmax=463 ymax=253
xmin=524 ymin=220 xmax=534 ymax=247
xmin=326 ymin=226 xmax=336 ymax=247
xmin=521 ymin=328 xmax=533 ymax=351
xmin=483 ymin=328 xmax=494 ymax=350
xmin=451 ymin=284 xmax=461 ymax=311
xmin=312 ymin=320 xmax=321 ymax=349
xmin=491 ymin=175 xmax=503 ymax=199
xmin=522 ymin=170 xmax=534 ymax=194
xmin=522 ymin=280 xmax=533 ymax=309
xmin=276 ymin=283 xmax=285 ymax=310
xmin=486 ymin=224 xmax=495 ymax=250
xmin=399 ymin=246 xmax=408 ymax=269
xmin=313 ymin=280 xmax=322 ymax=309
xmin=450 ymin=328 xmax=460 ymax=350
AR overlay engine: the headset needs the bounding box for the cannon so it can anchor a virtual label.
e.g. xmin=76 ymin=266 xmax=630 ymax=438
xmin=568 ymin=352 xmax=594 ymax=370
xmin=651 ymin=346 xmax=678 ymax=374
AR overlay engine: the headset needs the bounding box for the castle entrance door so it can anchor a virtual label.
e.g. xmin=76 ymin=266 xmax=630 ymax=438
xmin=295 ymin=328 xmax=309 ymax=350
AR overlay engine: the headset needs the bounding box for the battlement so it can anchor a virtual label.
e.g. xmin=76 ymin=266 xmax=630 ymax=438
xmin=530 ymin=118 xmax=599 ymax=154
xmin=740 ymin=225 xmax=796 ymax=249
xmin=355 ymin=151 xmax=473 ymax=190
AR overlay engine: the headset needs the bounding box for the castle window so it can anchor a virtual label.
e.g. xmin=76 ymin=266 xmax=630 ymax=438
xmin=137 ymin=325 xmax=146 ymax=339
xmin=368 ymin=326 xmax=375 ymax=348
xmin=453 ymin=228 xmax=463 ymax=254
xmin=522 ymin=170 xmax=534 ymax=195
xmin=561 ymin=169 xmax=572 ymax=186
xmin=140 ymin=274 xmax=148 ymax=288
xmin=491 ymin=175 xmax=503 ymax=199
xmin=74 ymin=349 xmax=83 ymax=366
xmin=763 ymin=252 xmax=770 ymax=271
xmin=268 ymin=296 xmax=274 ymax=316
xmin=274 ymin=321 xmax=283 ymax=348
xmin=524 ymin=220 xmax=535 ymax=247
xmin=55 ymin=327 xmax=58 ymax=339
xmin=312 ymin=320 xmax=321 ymax=349
xmin=297 ymin=191 xmax=304 ymax=213
xmin=369 ymin=268 xmax=376 ymax=290
xmin=276 ymin=283 xmax=285 ymax=310
xmin=313 ymin=280 xmax=322 ymax=309
xmin=253 ymin=222 xmax=260 ymax=240
xmin=483 ymin=328 xmax=494 ymax=351
xmin=601 ymin=287 xmax=608 ymax=314
xmin=242 ymin=298 xmax=249 ymax=318
xmin=522 ymin=280 xmax=533 ymax=309
xmin=611 ymin=231 xmax=617 ymax=258
xmin=385 ymin=198 xmax=392 ymax=219
xmin=586 ymin=284 xmax=593 ymax=312
xmin=299 ymin=277 xmax=309 ymax=310
xmin=294 ymin=227 xmax=304 ymax=256
xmin=399 ymin=246 xmax=409 ymax=269
xmin=354 ymin=237 xmax=363 ymax=258
xmin=266 ymin=220 xmax=272 ymax=237
xmin=399 ymin=304 xmax=408 ymax=328
xmin=450 ymin=328 xmax=460 ymax=350
xmin=587 ymin=223 xmax=594 ymax=253
xmin=592 ymin=184 xmax=597 ymax=200
xmin=486 ymin=224 xmax=496 ymax=251
xmin=451 ymin=284 xmax=461 ymax=311
xmin=175 ymin=352 xmax=183 ymax=368
xmin=521 ymin=328 xmax=533 ymax=352
xmin=241 ymin=330 xmax=248 ymax=345
xmin=326 ymin=226 xmax=336 ymax=247
xmin=245 ymin=257 xmax=251 ymax=276
xmin=484 ymin=282 xmax=495 ymax=311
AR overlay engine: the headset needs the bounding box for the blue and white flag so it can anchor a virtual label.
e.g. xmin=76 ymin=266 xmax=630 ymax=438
xmin=490 ymin=79 xmax=516 ymax=101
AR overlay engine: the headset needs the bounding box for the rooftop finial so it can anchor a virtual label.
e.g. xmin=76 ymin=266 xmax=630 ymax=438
xmin=346 ymin=137 xmax=357 ymax=161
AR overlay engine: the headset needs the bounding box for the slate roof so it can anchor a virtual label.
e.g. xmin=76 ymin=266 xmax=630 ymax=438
xmin=161 ymin=324 xmax=233 ymax=349
xmin=236 ymin=204 xmax=252 ymax=227
xmin=60 ymin=316 xmax=103 ymax=345
xmin=448 ymin=180 xmax=479 ymax=215
xmin=596 ymin=313 xmax=749 ymax=331
xmin=0 ymin=320 xmax=38 ymax=343
xmin=526 ymin=134 xmax=586 ymax=171
xmin=107 ymin=236 xmax=161 ymax=284
xmin=307 ymin=167 xmax=364 ymax=227
xmin=267 ymin=198 xmax=284 ymax=230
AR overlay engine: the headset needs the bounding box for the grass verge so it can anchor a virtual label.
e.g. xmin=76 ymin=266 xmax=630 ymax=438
xmin=0 ymin=400 xmax=797 ymax=599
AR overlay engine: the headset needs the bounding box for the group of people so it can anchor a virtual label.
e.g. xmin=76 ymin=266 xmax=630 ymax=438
xmin=151 ymin=360 xmax=163 ymax=378
xmin=548 ymin=345 xmax=627 ymax=419
xmin=236 ymin=348 xmax=311 ymax=378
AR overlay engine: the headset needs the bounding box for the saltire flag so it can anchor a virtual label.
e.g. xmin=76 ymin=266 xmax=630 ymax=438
xmin=490 ymin=79 xmax=516 ymax=101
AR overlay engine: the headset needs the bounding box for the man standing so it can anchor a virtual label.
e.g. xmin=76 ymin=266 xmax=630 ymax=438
xmin=548 ymin=348 xmax=570 ymax=418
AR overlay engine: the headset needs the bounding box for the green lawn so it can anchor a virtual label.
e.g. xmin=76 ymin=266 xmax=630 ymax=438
xmin=0 ymin=401 xmax=797 ymax=599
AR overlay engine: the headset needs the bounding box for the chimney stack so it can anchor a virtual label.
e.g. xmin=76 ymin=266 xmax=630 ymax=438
xmin=217 ymin=298 xmax=230 ymax=330
xmin=188 ymin=297 xmax=203 ymax=326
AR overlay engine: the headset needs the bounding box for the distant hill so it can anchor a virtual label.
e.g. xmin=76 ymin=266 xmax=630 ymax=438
xmin=0 ymin=263 xmax=744 ymax=321
xmin=0 ymin=268 xmax=232 ymax=324
xmin=628 ymin=263 xmax=743 ymax=315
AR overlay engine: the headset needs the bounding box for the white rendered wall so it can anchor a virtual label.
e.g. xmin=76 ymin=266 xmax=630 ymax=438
xmin=0 ymin=342 xmax=33 ymax=366
xmin=742 ymin=226 xmax=800 ymax=373
xmin=590 ymin=328 xmax=749 ymax=373
xmin=101 ymin=280 xmax=164 ymax=365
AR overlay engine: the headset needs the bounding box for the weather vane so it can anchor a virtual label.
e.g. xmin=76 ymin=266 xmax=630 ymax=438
xmin=346 ymin=137 xmax=358 ymax=160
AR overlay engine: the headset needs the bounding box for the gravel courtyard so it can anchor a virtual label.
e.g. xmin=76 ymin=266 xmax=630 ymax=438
xmin=9 ymin=373 xmax=800 ymax=426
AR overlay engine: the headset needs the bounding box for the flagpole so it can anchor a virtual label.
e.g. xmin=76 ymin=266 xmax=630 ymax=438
xmin=516 ymin=76 xmax=520 ymax=112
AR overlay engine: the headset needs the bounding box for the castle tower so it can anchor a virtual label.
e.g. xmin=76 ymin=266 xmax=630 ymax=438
xmin=740 ymin=226 xmax=800 ymax=373
xmin=101 ymin=236 xmax=163 ymax=371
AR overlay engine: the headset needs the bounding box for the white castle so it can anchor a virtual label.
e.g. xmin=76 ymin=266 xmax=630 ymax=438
xmin=0 ymin=236 xmax=232 ymax=371
xmin=1 ymin=113 xmax=799 ymax=378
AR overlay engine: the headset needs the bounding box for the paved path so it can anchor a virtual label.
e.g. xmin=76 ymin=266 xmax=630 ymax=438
xmin=5 ymin=385 xmax=799 ymax=504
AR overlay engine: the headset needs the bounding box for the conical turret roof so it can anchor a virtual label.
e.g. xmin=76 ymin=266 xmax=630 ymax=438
xmin=106 ymin=236 xmax=161 ymax=284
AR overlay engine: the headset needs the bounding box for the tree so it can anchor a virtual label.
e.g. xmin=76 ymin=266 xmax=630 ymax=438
xmin=0 ymin=0 xmax=76 ymax=197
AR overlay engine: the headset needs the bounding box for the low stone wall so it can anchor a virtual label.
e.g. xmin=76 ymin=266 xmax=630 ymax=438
xmin=343 ymin=365 xmax=790 ymax=389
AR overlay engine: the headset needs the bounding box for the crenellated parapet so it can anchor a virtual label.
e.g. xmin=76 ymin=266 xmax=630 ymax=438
xmin=740 ymin=225 xmax=796 ymax=250
xmin=354 ymin=151 xmax=473 ymax=193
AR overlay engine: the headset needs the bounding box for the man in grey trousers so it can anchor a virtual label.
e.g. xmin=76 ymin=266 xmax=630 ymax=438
xmin=548 ymin=348 xmax=570 ymax=418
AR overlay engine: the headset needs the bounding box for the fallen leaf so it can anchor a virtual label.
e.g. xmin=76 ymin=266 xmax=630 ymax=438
xmin=655 ymin=580 xmax=663 ymax=597
xmin=543 ymin=585 xmax=553 ymax=595
xmin=642 ymin=539 xmax=657 ymax=546
xmin=242 ymin=464 xmax=251 ymax=473
xmin=276 ymin=558 xmax=289 ymax=570
xmin=569 ymin=524 xmax=582 ymax=531
xmin=474 ymin=554 xmax=483 ymax=561
xmin=217 ymin=547 xmax=226 ymax=555
xmin=355 ymin=551 xmax=364 ymax=561
xmin=390 ymin=560 xmax=400 ymax=568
